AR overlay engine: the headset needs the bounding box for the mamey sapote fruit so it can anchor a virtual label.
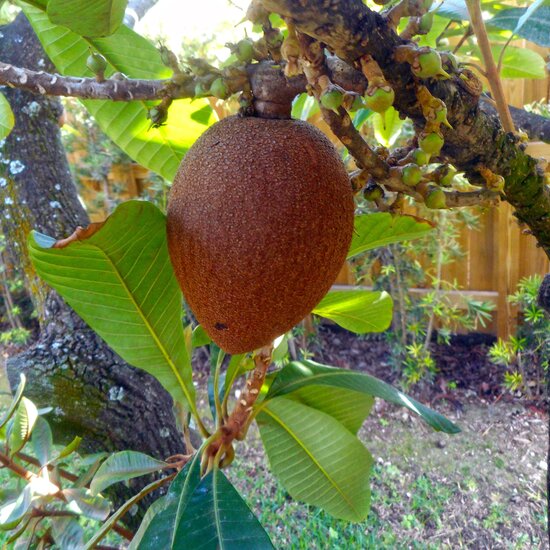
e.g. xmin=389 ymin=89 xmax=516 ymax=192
xmin=167 ymin=115 xmax=354 ymax=354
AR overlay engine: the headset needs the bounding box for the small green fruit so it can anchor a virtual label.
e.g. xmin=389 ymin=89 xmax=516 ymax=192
xmin=86 ymin=51 xmax=107 ymax=74
xmin=349 ymin=94 xmax=365 ymax=112
xmin=413 ymin=50 xmax=450 ymax=79
xmin=419 ymin=132 xmax=444 ymax=155
xmin=402 ymin=164 xmax=422 ymax=187
xmin=236 ymin=39 xmax=255 ymax=63
xmin=364 ymin=85 xmax=395 ymax=113
xmin=411 ymin=148 xmax=430 ymax=166
xmin=320 ymin=88 xmax=344 ymax=112
xmin=210 ymin=78 xmax=229 ymax=100
xmin=425 ymin=188 xmax=446 ymax=209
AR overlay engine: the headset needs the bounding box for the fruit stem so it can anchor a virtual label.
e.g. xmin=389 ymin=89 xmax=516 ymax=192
xmin=202 ymin=343 xmax=273 ymax=471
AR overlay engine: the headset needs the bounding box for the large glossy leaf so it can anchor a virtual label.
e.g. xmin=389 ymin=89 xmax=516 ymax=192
xmin=489 ymin=6 xmax=550 ymax=47
xmin=313 ymin=290 xmax=393 ymax=333
xmin=23 ymin=4 xmax=213 ymax=181
xmin=31 ymin=416 xmax=53 ymax=466
xmin=47 ymin=0 xmax=127 ymax=37
xmin=90 ymin=450 xmax=167 ymax=495
xmin=348 ymin=213 xmax=434 ymax=259
xmin=266 ymin=360 xmax=460 ymax=434
xmin=28 ymin=200 xmax=196 ymax=410
xmin=128 ymin=453 xmax=203 ymax=549
xmin=0 ymin=374 xmax=25 ymax=431
xmin=9 ymin=397 xmax=38 ymax=456
xmin=175 ymin=468 xmax=274 ymax=549
xmin=63 ymin=488 xmax=111 ymax=520
xmin=0 ymin=486 xmax=33 ymax=531
xmin=437 ymin=0 xmax=469 ymax=20
xmin=282 ymin=385 xmax=374 ymax=434
xmin=257 ymin=397 xmax=373 ymax=521
xmin=0 ymin=92 xmax=14 ymax=140
xmin=51 ymin=517 xmax=85 ymax=550
xmin=467 ymin=44 xmax=546 ymax=79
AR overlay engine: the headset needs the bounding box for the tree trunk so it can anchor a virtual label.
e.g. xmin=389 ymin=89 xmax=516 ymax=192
xmin=0 ymin=13 xmax=184 ymax=462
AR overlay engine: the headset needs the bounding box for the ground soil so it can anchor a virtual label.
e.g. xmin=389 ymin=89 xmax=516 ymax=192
xmin=1 ymin=325 xmax=548 ymax=548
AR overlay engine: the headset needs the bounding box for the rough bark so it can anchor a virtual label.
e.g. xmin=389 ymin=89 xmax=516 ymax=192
xmin=262 ymin=0 xmax=550 ymax=258
xmin=0 ymin=13 xmax=184 ymax=462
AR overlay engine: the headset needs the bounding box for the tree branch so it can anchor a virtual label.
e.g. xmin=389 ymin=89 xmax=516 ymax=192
xmin=260 ymin=0 xmax=550 ymax=257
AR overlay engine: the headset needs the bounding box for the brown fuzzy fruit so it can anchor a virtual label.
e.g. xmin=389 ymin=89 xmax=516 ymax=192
xmin=167 ymin=115 xmax=354 ymax=354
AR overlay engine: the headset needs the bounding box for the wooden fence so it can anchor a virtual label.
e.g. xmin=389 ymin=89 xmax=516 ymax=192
xmin=334 ymin=63 xmax=550 ymax=339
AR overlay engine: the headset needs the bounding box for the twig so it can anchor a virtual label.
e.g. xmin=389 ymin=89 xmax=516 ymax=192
xmin=443 ymin=189 xmax=500 ymax=207
xmin=465 ymin=0 xmax=515 ymax=132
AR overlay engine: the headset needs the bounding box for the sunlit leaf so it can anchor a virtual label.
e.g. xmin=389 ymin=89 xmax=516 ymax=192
xmin=90 ymin=450 xmax=167 ymax=495
xmin=372 ymin=106 xmax=404 ymax=147
xmin=47 ymin=0 xmax=127 ymax=37
xmin=64 ymin=488 xmax=111 ymax=520
xmin=24 ymin=5 xmax=213 ymax=181
xmin=348 ymin=213 xmax=434 ymax=259
xmin=28 ymin=201 xmax=196 ymax=411
xmin=0 ymin=485 xmax=33 ymax=531
xmin=313 ymin=290 xmax=393 ymax=333
xmin=0 ymin=92 xmax=14 ymax=140
xmin=9 ymin=397 xmax=38 ymax=456
xmin=31 ymin=416 xmax=53 ymax=466
xmin=0 ymin=374 xmax=25 ymax=430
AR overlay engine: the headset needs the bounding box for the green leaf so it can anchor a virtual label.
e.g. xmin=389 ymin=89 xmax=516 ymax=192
xmin=0 ymin=485 xmax=33 ymax=531
xmin=51 ymin=517 xmax=85 ymax=550
xmin=174 ymin=468 xmax=274 ymax=549
xmin=372 ymin=106 xmax=404 ymax=147
xmin=0 ymin=374 xmax=25 ymax=430
xmin=267 ymin=360 xmax=461 ymax=434
xmin=28 ymin=200 xmax=196 ymax=411
xmin=128 ymin=496 xmax=169 ymax=549
xmin=282 ymin=385 xmax=374 ymax=434
xmin=0 ymin=92 xmax=14 ymax=140
xmin=348 ymin=213 xmax=434 ymax=259
xmin=467 ymin=44 xmax=546 ymax=78
xmin=63 ymin=488 xmax=111 ymax=520
xmin=128 ymin=452 xmax=203 ymax=549
xmin=90 ymin=450 xmax=167 ymax=495
xmin=191 ymin=325 xmax=211 ymax=348
xmin=9 ymin=397 xmax=38 ymax=456
xmin=489 ymin=6 xmax=550 ymax=47
xmin=291 ymin=93 xmax=320 ymax=121
xmin=47 ymin=0 xmax=127 ymax=37
xmin=437 ymin=0 xmax=469 ymax=20
xmin=54 ymin=436 xmax=82 ymax=462
xmin=31 ymin=416 xmax=53 ymax=466
xmin=256 ymin=397 xmax=373 ymax=521
xmin=313 ymin=290 xmax=393 ymax=333
xmin=24 ymin=5 xmax=213 ymax=181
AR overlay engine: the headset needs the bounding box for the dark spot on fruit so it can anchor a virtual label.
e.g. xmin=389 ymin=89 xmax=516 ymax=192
xmin=215 ymin=322 xmax=228 ymax=330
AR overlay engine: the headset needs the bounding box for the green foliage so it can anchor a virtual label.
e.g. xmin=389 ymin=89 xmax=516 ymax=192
xmin=0 ymin=93 xmax=14 ymax=140
xmin=23 ymin=3 xmax=214 ymax=181
xmin=90 ymin=451 xmax=168 ymax=495
xmin=257 ymin=397 xmax=373 ymax=521
xmin=348 ymin=213 xmax=435 ymax=259
xmin=312 ymin=290 xmax=393 ymax=333
xmin=28 ymin=201 xmax=197 ymax=414
xmin=489 ymin=275 xmax=549 ymax=397
xmin=47 ymin=0 xmax=127 ymax=38
xmin=353 ymin=208 xmax=495 ymax=386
